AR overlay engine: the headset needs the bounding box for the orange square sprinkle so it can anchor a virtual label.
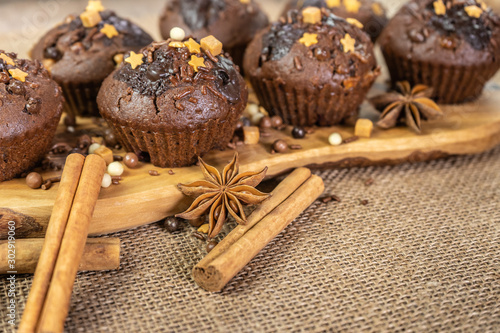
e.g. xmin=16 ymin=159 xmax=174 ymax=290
xmin=80 ymin=10 xmax=101 ymax=28
xmin=354 ymin=118 xmax=373 ymax=138
xmin=302 ymin=7 xmax=322 ymax=24
xmin=200 ymin=35 xmax=223 ymax=57
xmin=433 ymin=0 xmax=446 ymax=16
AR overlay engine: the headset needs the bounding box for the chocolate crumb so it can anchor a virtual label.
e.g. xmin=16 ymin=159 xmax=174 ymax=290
xmin=364 ymin=178 xmax=374 ymax=186
xmin=112 ymin=179 xmax=120 ymax=185
xmin=293 ymin=56 xmax=303 ymax=71
xmin=168 ymin=169 xmax=175 ymax=175
xmin=149 ymin=170 xmax=160 ymax=176
xmin=113 ymin=155 xmax=123 ymax=161
xmin=360 ymin=199 xmax=369 ymax=205
xmin=290 ymin=144 xmax=302 ymax=150
xmin=343 ymin=136 xmax=359 ymax=144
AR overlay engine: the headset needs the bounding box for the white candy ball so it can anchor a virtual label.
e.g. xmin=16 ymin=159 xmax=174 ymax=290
xmin=107 ymin=161 xmax=124 ymax=176
xmin=170 ymin=27 xmax=185 ymax=41
xmin=246 ymin=103 xmax=260 ymax=116
xmin=251 ymin=113 xmax=265 ymax=125
xmin=101 ymin=173 xmax=112 ymax=188
xmin=88 ymin=143 xmax=101 ymax=154
xmin=328 ymin=132 xmax=343 ymax=146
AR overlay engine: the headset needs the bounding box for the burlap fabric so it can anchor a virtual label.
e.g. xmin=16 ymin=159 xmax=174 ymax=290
xmin=1 ymin=145 xmax=499 ymax=332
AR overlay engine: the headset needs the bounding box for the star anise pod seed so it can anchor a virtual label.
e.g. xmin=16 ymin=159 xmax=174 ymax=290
xmin=370 ymin=81 xmax=443 ymax=133
xmin=176 ymin=152 xmax=270 ymax=239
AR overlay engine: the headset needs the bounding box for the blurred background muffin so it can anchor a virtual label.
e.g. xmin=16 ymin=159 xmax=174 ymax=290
xmin=31 ymin=1 xmax=153 ymax=118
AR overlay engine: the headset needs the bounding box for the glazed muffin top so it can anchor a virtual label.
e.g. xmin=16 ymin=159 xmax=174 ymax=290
xmin=159 ymin=0 xmax=269 ymax=49
xmin=244 ymin=8 xmax=378 ymax=88
xmin=0 ymin=51 xmax=63 ymax=141
xmin=31 ymin=1 xmax=153 ymax=84
xmin=97 ymin=35 xmax=247 ymax=130
xmin=282 ymin=0 xmax=388 ymax=40
xmin=378 ymin=0 xmax=500 ymax=66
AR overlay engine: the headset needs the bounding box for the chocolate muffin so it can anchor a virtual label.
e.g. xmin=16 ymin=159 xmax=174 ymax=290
xmin=159 ymin=0 xmax=269 ymax=69
xmin=31 ymin=1 xmax=153 ymax=117
xmin=244 ymin=7 xmax=380 ymax=126
xmin=282 ymin=0 xmax=389 ymax=41
xmin=379 ymin=0 xmax=500 ymax=104
xmin=97 ymin=35 xmax=248 ymax=167
xmin=0 ymin=51 xmax=64 ymax=182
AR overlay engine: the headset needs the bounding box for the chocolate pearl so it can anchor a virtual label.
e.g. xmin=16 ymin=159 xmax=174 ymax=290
xmin=241 ymin=116 xmax=252 ymax=127
xmin=8 ymin=81 xmax=25 ymax=95
xmin=0 ymin=72 xmax=10 ymax=84
xmin=259 ymin=116 xmax=272 ymax=129
xmin=235 ymin=120 xmax=244 ymax=131
xmin=105 ymin=132 xmax=118 ymax=146
xmin=44 ymin=46 xmax=60 ymax=59
xmin=64 ymin=114 xmax=76 ymax=127
xmin=206 ymin=240 xmax=218 ymax=253
xmin=440 ymin=36 xmax=457 ymax=49
xmin=77 ymin=134 xmax=92 ymax=150
xmin=291 ymin=126 xmax=306 ymax=139
xmin=314 ymin=47 xmax=329 ymax=61
xmin=270 ymin=115 xmax=283 ymax=128
xmin=163 ymin=217 xmax=181 ymax=232
xmin=26 ymin=172 xmax=43 ymax=189
xmin=124 ymin=152 xmax=139 ymax=168
xmin=272 ymin=139 xmax=288 ymax=153
xmin=25 ymin=98 xmax=41 ymax=114
xmin=408 ymin=29 xmax=425 ymax=43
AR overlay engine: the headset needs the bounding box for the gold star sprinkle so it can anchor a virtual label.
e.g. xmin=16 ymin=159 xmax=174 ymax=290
xmin=371 ymin=3 xmax=384 ymax=16
xmin=169 ymin=41 xmax=186 ymax=48
xmin=302 ymin=7 xmax=322 ymax=24
xmin=189 ymin=55 xmax=206 ymax=72
xmin=86 ymin=0 xmax=105 ymax=12
xmin=0 ymin=53 xmax=15 ymax=66
xmin=124 ymin=51 xmax=144 ymax=69
xmin=100 ymin=24 xmax=118 ymax=39
xmin=464 ymin=5 xmax=483 ymax=18
xmin=326 ymin=0 xmax=341 ymax=7
xmin=344 ymin=0 xmax=361 ymax=14
xmin=433 ymin=0 xmax=446 ymax=16
xmin=340 ymin=33 xmax=356 ymax=53
xmin=80 ymin=10 xmax=102 ymax=28
xmin=8 ymin=68 xmax=28 ymax=82
xmin=200 ymin=35 xmax=223 ymax=56
xmin=299 ymin=33 xmax=318 ymax=47
xmin=185 ymin=38 xmax=201 ymax=54
xmin=346 ymin=18 xmax=364 ymax=29
xmin=113 ymin=53 xmax=124 ymax=65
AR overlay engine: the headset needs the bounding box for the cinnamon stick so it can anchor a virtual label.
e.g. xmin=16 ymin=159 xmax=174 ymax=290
xmin=193 ymin=170 xmax=324 ymax=292
xmin=0 ymin=238 xmax=120 ymax=274
xmin=37 ymin=154 xmax=106 ymax=333
xmin=19 ymin=153 xmax=85 ymax=333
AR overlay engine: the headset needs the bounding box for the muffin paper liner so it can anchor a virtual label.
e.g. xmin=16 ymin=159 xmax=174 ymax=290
xmin=225 ymin=45 xmax=247 ymax=73
xmin=249 ymin=76 xmax=375 ymax=126
xmin=0 ymin=116 xmax=60 ymax=181
xmin=106 ymin=110 xmax=240 ymax=168
xmin=60 ymin=81 xmax=102 ymax=117
xmin=382 ymin=49 xmax=500 ymax=104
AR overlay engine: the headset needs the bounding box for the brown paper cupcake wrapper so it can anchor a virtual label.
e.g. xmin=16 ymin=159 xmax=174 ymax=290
xmin=107 ymin=113 xmax=239 ymax=168
xmin=225 ymin=45 xmax=247 ymax=74
xmin=249 ymin=77 xmax=373 ymax=126
xmin=382 ymin=49 xmax=500 ymax=104
xmin=60 ymin=81 xmax=102 ymax=118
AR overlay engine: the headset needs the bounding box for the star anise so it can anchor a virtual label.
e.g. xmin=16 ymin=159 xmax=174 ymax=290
xmin=176 ymin=153 xmax=270 ymax=239
xmin=370 ymin=81 xmax=443 ymax=133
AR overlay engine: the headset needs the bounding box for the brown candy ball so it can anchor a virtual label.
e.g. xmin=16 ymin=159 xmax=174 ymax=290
xmin=270 ymin=115 xmax=283 ymax=128
xmin=272 ymin=139 xmax=288 ymax=153
xmin=26 ymin=172 xmax=43 ymax=189
xmin=259 ymin=116 xmax=272 ymax=129
xmin=124 ymin=152 xmax=139 ymax=168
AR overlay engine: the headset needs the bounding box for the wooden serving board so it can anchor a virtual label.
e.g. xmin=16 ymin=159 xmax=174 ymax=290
xmin=2 ymin=84 xmax=500 ymax=239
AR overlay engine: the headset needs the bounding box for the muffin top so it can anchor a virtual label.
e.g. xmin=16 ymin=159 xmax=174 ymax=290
xmin=97 ymin=35 xmax=247 ymax=130
xmin=244 ymin=8 xmax=378 ymax=88
xmin=31 ymin=1 xmax=153 ymax=84
xmin=0 ymin=51 xmax=63 ymax=141
xmin=159 ymin=0 xmax=269 ymax=49
xmin=282 ymin=0 xmax=388 ymax=40
xmin=378 ymin=0 xmax=500 ymax=66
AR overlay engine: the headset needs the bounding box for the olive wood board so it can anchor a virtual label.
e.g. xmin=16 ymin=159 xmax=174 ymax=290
xmin=2 ymin=88 xmax=500 ymax=239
